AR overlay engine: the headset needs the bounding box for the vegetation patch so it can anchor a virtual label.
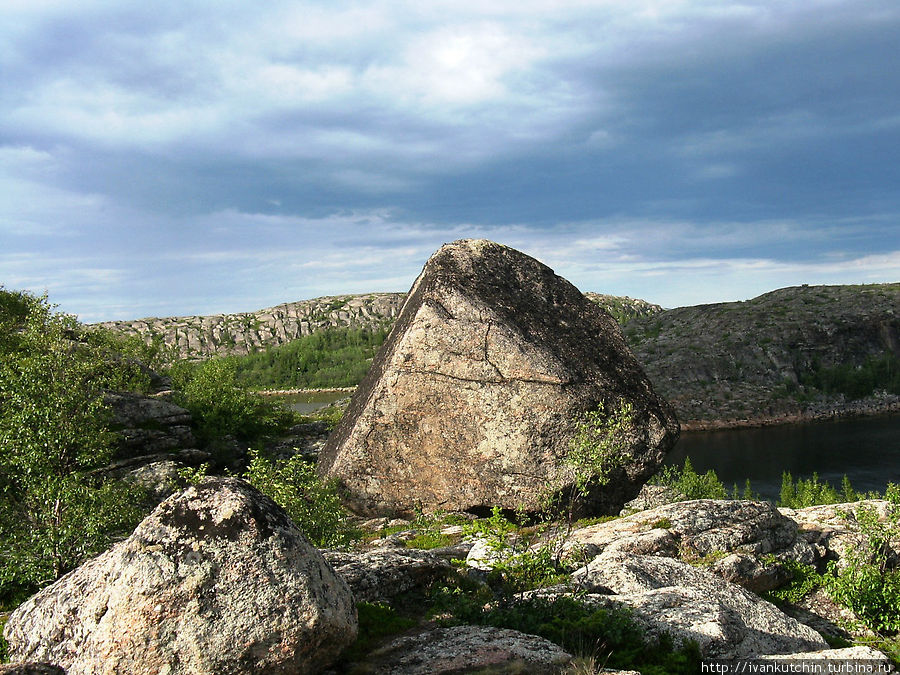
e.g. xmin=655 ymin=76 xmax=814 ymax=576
xmin=434 ymin=593 xmax=701 ymax=675
xmin=341 ymin=601 xmax=417 ymax=663
xmin=650 ymin=458 xmax=728 ymax=500
xmin=227 ymin=326 xmax=390 ymax=390
xmin=244 ymin=450 xmax=358 ymax=548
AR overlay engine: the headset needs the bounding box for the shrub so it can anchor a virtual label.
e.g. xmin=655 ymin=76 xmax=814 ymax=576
xmin=243 ymin=450 xmax=357 ymax=548
xmin=778 ymin=472 xmax=864 ymax=509
xmin=171 ymin=358 xmax=298 ymax=445
xmin=651 ymin=458 xmax=727 ymax=500
xmin=823 ymin=487 xmax=900 ymax=633
xmin=763 ymin=559 xmax=822 ymax=605
xmin=0 ymin=289 xmax=145 ymax=604
xmin=462 ymin=507 xmax=567 ymax=594
xmin=550 ymin=400 xmax=635 ymax=521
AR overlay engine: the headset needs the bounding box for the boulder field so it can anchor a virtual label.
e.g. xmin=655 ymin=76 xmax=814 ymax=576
xmin=4 ymin=489 xmax=898 ymax=672
xmin=319 ymin=239 xmax=679 ymax=516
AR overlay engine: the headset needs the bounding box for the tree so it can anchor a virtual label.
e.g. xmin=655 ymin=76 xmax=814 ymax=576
xmin=0 ymin=289 xmax=142 ymax=603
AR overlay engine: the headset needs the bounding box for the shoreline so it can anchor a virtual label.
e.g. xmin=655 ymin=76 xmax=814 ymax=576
xmin=255 ymin=387 xmax=900 ymax=433
xmin=680 ymin=399 xmax=900 ymax=432
xmin=257 ymin=387 xmax=356 ymax=396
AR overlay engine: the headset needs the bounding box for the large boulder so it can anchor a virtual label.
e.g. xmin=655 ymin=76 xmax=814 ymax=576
xmin=319 ymin=239 xmax=678 ymax=515
xmin=4 ymin=478 xmax=357 ymax=675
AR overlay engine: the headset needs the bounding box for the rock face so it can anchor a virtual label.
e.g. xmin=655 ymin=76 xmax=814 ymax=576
xmin=624 ymin=283 xmax=900 ymax=427
xmin=319 ymin=239 xmax=679 ymax=516
xmin=106 ymin=391 xmax=197 ymax=458
xmin=3 ymin=478 xmax=357 ymax=675
xmin=96 ymin=293 xmax=404 ymax=360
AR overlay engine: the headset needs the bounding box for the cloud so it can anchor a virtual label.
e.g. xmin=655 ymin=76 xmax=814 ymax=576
xmin=1 ymin=1 xmax=898 ymax=321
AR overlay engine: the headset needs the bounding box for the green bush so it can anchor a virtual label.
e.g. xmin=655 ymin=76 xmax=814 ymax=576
xmin=171 ymin=358 xmax=298 ymax=445
xmin=651 ymin=458 xmax=727 ymax=500
xmin=0 ymin=289 xmax=145 ymax=604
xmin=462 ymin=507 xmax=566 ymax=594
xmin=243 ymin=450 xmax=357 ymax=548
xmin=778 ymin=472 xmax=865 ymax=508
xmin=434 ymin=593 xmax=700 ymax=674
xmin=823 ymin=487 xmax=900 ymax=633
xmin=763 ymin=559 xmax=822 ymax=605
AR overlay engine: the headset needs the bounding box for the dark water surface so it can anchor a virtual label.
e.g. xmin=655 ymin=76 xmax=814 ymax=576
xmin=665 ymin=414 xmax=900 ymax=502
xmin=275 ymin=391 xmax=349 ymax=414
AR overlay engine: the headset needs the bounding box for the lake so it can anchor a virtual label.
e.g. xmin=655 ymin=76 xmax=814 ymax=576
xmin=273 ymin=390 xmax=350 ymax=414
xmin=665 ymin=414 xmax=900 ymax=501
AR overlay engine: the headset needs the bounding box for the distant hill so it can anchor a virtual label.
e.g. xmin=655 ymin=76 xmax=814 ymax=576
xmin=624 ymin=283 xmax=900 ymax=428
xmin=95 ymin=293 xmax=405 ymax=361
xmin=94 ymin=292 xmax=658 ymax=362
xmin=97 ymin=284 xmax=900 ymax=427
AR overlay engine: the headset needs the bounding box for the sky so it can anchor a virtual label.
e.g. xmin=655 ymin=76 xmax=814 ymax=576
xmin=1 ymin=0 xmax=899 ymax=322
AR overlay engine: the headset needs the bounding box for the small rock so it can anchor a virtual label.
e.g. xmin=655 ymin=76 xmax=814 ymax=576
xmin=323 ymin=549 xmax=452 ymax=604
xmin=363 ymin=625 xmax=573 ymax=674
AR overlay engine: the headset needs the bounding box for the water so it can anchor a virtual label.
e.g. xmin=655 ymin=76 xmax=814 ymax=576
xmin=665 ymin=415 xmax=900 ymax=502
xmin=272 ymin=391 xmax=349 ymax=414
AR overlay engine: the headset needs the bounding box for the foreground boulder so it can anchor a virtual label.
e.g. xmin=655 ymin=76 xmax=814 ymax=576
xmin=319 ymin=239 xmax=679 ymax=515
xmin=4 ymin=478 xmax=357 ymax=675
xmin=571 ymin=551 xmax=828 ymax=658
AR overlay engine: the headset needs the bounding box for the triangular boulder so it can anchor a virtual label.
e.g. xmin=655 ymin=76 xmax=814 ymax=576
xmin=318 ymin=239 xmax=678 ymax=516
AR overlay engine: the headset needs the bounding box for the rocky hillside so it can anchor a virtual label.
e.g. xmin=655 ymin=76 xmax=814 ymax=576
xmin=584 ymin=292 xmax=664 ymax=324
xmin=96 ymin=293 xmax=405 ymax=360
xmin=94 ymin=292 xmax=656 ymax=362
xmin=624 ymin=283 xmax=900 ymax=428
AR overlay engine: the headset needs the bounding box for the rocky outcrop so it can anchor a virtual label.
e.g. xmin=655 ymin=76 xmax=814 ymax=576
xmin=322 ymin=549 xmax=453 ymax=604
xmin=319 ymin=239 xmax=679 ymax=516
xmin=625 ymin=283 xmax=900 ymax=427
xmin=3 ymin=478 xmax=357 ymax=675
xmin=96 ymin=293 xmax=404 ymax=360
xmin=356 ymin=626 xmax=573 ymax=675
xmin=570 ymin=552 xmax=828 ymax=658
xmin=584 ymin=292 xmax=664 ymax=324
xmin=564 ymin=499 xmax=808 ymax=570
xmin=106 ymin=391 xmax=197 ymax=458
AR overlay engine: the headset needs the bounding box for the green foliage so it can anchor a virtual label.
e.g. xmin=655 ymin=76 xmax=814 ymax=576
xmin=0 ymin=613 xmax=7 ymax=662
xmin=823 ymin=488 xmax=900 ymax=634
xmin=342 ymin=602 xmax=417 ymax=662
xmin=566 ymin=401 xmax=634 ymax=496
xmin=463 ymin=507 xmax=567 ymax=594
xmin=436 ymin=594 xmax=701 ymax=674
xmin=0 ymin=289 xmax=145 ymax=604
xmin=778 ymin=471 xmax=866 ymax=508
xmin=171 ymin=358 xmax=298 ymax=445
xmin=177 ymin=462 xmax=210 ymax=486
xmin=651 ymin=458 xmax=728 ymax=500
xmin=763 ymin=559 xmax=823 ymax=605
xmin=228 ymin=326 xmax=390 ymax=390
xmin=800 ymin=354 xmax=900 ymax=400
xmin=243 ymin=450 xmax=357 ymax=548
